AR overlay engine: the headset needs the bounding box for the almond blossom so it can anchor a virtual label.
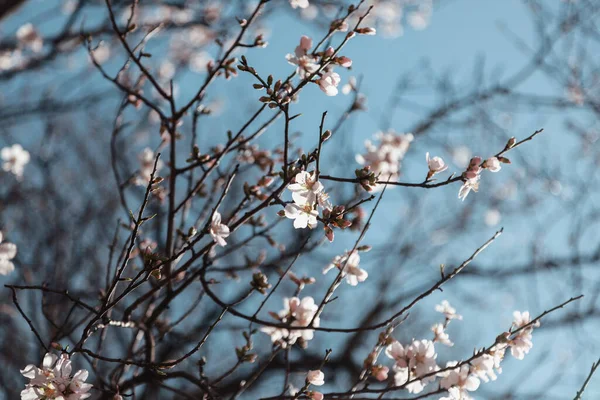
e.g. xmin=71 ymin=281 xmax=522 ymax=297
xmin=0 ymin=231 xmax=17 ymax=276
xmin=286 ymin=36 xmax=318 ymax=78
xmin=431 ymin=323 xmax=453 ymax=347
xmin=470 ymin=353 xmax=498 ymax=383
xmin=1 ymin=143 xmax=30 ymax=179
xmin=322 ymin=250 xmax=368 ymax=286
xmin=458 ymin=157 xmax=482 ymax=201
xmin=288 ymin=171 xmax=324 ymax=205
xmin=318 ymin=70 xmax=341 ymax=96
xmin=261 ymin=296 xmax=320 ymax=347
xmin=425 ymin=152 xmax=448 ymax=179
xmin=209 ymin=211 xmax=230 ymax=247
xmin=306 ymin=370 xmax=324 ymax=386
xmin=439 ymin=362 xmax=480 ymax=400
xmin=484 ymin=156 xmax=502 ymax=172
xmin=284 ymin=199 xmax=319 ymax=229
xmin=356 ymin=131 xmax=414 ymax=189
xmin=385 ymin=339 xmax=438 ymax=393
xmin=509 ymin=311 xmax=539 ymax=360
xmin=21 ymin=352 xmax=92 ymax=400
xmin=135 ymin=147 xmax=163 ymax=186
xmin=435 ymin=300 xmax=462 ymax=321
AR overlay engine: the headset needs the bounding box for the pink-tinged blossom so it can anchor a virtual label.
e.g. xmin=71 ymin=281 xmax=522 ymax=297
xmin=509 ymin=311 xmax=539 ymax=360
xmin=135 ymin=147 xmax=163 ymax=186
xmin=439 ymin=362 xmax=480 ymax=400
xmin=426 ymin=152 xmax=448 ymax=178
xmin=470 ymin=354 xmax=498 ymax=383
xmin=1 ymin=144 xmax=30 ymax=179
xmin=289 ymin=0 xmax=309 ymax=9
xmin=288 ymin=171 xmax=324 ymax=205
xmin=485 ymin=156 xmax=501 ymax=172
xmin=323 ymin=250 xmax=368 ymax=286
xmin=318 ymin=71 xmax=341 ymax=96
xmin=435 ymin=300 xmax=463 ymax=321
xmin=431 ymin=323 xmax=453 ymax=347
xmin=371 ymin=365 xmax=389 ymax=381
xmin=307 ymin=370 xmax=324 ymax=386
xmin=209 ymin=211 xmax=230 ymax=247
xmin=284 ymin=200 xmax=318 ymax=229
xmin=21 ymin=352 xmax=92 ymax=400
xmin=286 ymin=36 xmax=318 ymax=78
xmin=385 ymin=339 xmax=438 ymax=393
xmin=356 ymin=131 xmax=414 ymax=190
xmin=0 ymin=231 xmax=17 ymax=275
xmin=261 ymin=296 xmax=320 ymax=347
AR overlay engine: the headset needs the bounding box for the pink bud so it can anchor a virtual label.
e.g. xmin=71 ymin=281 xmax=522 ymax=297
xmin=338 ymin=56 xmax=352 ymax=68
xmin=325 ymin=46 xmax=335 ymax=57
xmin=299 ymin=35 xmax=312 ymax=52
xmin=469 ymin=156 xmax=482 ymax=167
xmin=464 ymin=170 xmax=478 ymax=180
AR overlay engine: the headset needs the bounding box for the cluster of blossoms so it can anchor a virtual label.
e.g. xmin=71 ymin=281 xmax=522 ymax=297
xmin=355 ymin=131 xmax=414 ymax=190
xmin=0 ymin=231 xmax=17 ymax=275
xmin=283 ymin=171 xmax=330 ymax=229
xmin=261 ymin=296 xmax=320 ymax=348
xmin=0 ymin=23 xmax=44 ymax=72
xmin=21 ymin=352 xmax=92 ymax=400
xmin=380 ymin=301 xmax=540 ymax=399
xmin=431 ymin=300 xmax=462 ymax=347
xmin=322 ymin=249 xmax=369 ymax=286
xmin=385 ymin=339 xmax=439 ymax=393
xmin=458 ymin=155 xmax=504 ymax=201
xmin=134 ymin=148 xmax=163 ymax=186
xmin=2 ymin=144 xmax=30 ymax=180
xmin=286 ymin=35 xmax=354 ymax=96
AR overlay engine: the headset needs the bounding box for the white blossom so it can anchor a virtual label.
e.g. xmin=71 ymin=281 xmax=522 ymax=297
xmin=1 ymin=144 xmax=30 ymax=179
xmin=209 ymin=211 xmax=230 ymax=247
xmin=509 ymin=311 xmax=539 ymax=360
xmin=435 ymin=300 xmax=462 ymax=321
xmin=21 ymin=353 xmax=92 ymax=400
xmin=470 ymin=354 xmax=498 ymax=383
xmin=385 ymin=339 xmax=438 ymax=393
xmin=323 ymin=250 xmax=368 ymax=286
xmin=439 ymin=362 xmax=480 ymax=400
xmin=284 ymin=198 xmax=318 ymax=229
xmin=307 ymin=370 xmax=324 ymax=386
xmin=356 ymin=131 xmax=414 ymax=189
xmin=426 ymin=152 xmax=448 ymax=177
xmin=485 ymin=156 xmax=502 ymax=172
xmin=261 ymin=296 xmax=319 ymax=347
xmin=431 ymin=323 xmax=453 ymax=347
xmin=0 ymin=231 xmax=17 ymax=275
xmin=318 ymin=71 xmax=341 ymax=96
xmin=135 ymin=147 xmax=163 ymax=186
xmin=288 ymin=171 xmax=324 ymax=205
